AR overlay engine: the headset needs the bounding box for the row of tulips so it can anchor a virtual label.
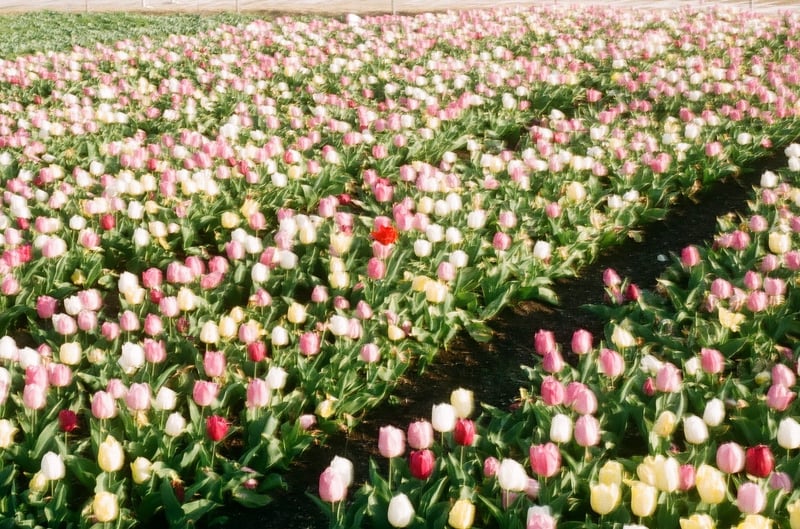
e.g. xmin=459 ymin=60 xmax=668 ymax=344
xmin=323 ymin=148 xmax=800 ymax=527
xmin=3 ymin=5 xmax=800 ymax=527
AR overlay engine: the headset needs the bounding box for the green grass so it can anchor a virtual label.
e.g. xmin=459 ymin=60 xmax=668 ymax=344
xmin=0 ymin=11 xmax=259 ymax=58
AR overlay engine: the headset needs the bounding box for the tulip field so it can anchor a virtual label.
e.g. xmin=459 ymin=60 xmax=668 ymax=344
xmin=1 ymin=3 xmax=800 ymax=528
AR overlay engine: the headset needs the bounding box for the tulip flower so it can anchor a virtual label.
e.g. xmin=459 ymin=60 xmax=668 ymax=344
xmin=630 ymin=481 xmax=658 ymax=517
xmin=387 ymin=493 xmax=415 ymax=528
xmin=529 ymin=442 xmax=561 ymax=478
xmin=448 ymin=499 xmax=475 ymax=529
xmin=737 ymin=482 xmax=767 ymax=514
xmin=407 ymin=421 xmax=434 ymax=450
xmin=680 ymin=513 xmax=716 ymax=529
xmin=454 ymin=419 xmax=475 ymax=446
xmin=778 ymin=417 xmax=800 ymax=450
xmin=378 ymin=426 xmax=405 ymax=459
xmin=409 ymin=449 xmax=435 ymax=480
xmin=497 ymin=458 xmax=529 ymax=492
xmin=695 ymin=464 xmax=726 ymax=504
xmin=716 ymin=442 xmax=745 ymax=474
xmin=431 ymin=403 xmax=456 ymax=433
xmin=590 ymin=482 xmax=620 ymax=515
xmin=526 ymin=505 xmax=556 ymax=529
xmin=206 ymin=415 xmax=229 ymax=442
xmin=745 ymin=445 xmax=774 ymax=478
xmin=92 ymin=491 xmax=119 ymax=523
xmin=131 ymin=457 xmax=153 ymax=484
xmin=450 ymin=388 xmax=473 ymax=418
xmin=98 ymin=435 xmax=124 ymax=473
xmin=318 ymin=466 xmax=347 ymax=503
xmin=40 ymin=451 xmax=65 ymax=481
xmin=0 ymin=420 xmax=17 ymax=448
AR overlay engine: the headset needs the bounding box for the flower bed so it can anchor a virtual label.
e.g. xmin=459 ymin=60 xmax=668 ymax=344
xmin=0 ymin=5 xmax=799 ymax=528
xmin=331 ymin=148 xmax=800 ymax=529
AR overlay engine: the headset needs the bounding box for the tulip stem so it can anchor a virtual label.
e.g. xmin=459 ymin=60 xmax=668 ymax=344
xmin=388 ymin=457 xmax=393 ymax=492
xmin=211 ymin=441 xmax=217 ymax=469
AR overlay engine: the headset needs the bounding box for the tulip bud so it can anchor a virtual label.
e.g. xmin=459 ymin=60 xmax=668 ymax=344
xmin=590 ymin=482 xmax=620 ymax=515
xmin=448 ymin=499 xmax=475 ymax=529
xmin=41 ymin=451 xmax=65 ymax=480
xmin=130 ymin=457 xmax=152 ymax=484
xmin=98 ymin=435 xmax=124 ymax=472
xmin=318 ymin=466 xmax=347 ymax=503
xmin=497 ymin=458 xmax=528 ymax=492
xmin=450 ymin=388 xmax=473 ymax=418
xmin=431 ymin=403 xmax=456 ymax=433
xmin=378 ymin=425 xmax=405 ymax=458
xmin=387 ymin=493 xmax=415 ymax=528
xmin=93 ymin=491 xmax=119 ymax=522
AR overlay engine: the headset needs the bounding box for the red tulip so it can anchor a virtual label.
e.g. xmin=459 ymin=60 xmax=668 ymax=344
xmin=745 ymin=445 xmax=774 ymax=478
xmin=371 ymin=224 xmax=398 ymax=245
xmin=58 ymin=410 xmax=78 ymax=432
xmin=454 ymin=419 xmax=475 ymax=447
xmin=409 ymin=449 xmax=435 ymax=480
xmin=206 ymin=415 xmax=229 ymax=442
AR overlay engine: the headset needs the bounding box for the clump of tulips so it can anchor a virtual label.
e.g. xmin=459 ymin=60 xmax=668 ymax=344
xmin=321 ymin=153 xmax=800 ymax=528
xmin=4 ymin=4 xmax=800 ymax=528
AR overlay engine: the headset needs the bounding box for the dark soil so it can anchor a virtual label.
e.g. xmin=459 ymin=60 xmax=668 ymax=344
xmin=206 ymin=161 xmax=765 ymax=528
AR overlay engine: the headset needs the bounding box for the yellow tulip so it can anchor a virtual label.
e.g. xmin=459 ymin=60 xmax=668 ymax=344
xmin=735 ymin=514 xmax=772 ymax=529
xmin=653 ymin=456 xmax=679 ymax=493
xmin=221 ymin=211 xmax=240 ymax=229
xmin=598 ymin=461 xmax=624 ymax=486
xmin=695 ymin=464 xmax=726 ymax=504
xmin=130 ymin=457 xmax=153 ymax=484
xmin=679 ymin=513 xmax=716 ymax=529
xmin=630 ymin=481 xmax=658 ymax=517
xmin=788 ymin=500 xmax=800 ymax=529
xmin=448 ymin=499 xmax=475 ymax=529
xmin=590 ymin=482 xmax=620 ymax=515
xmin=93 ymin=491 xmax=119 ymax=523
xmin=653 ymin=410 xmax=677 ymax=437
xmin=98 ymin=435 xmax=124 ymax=473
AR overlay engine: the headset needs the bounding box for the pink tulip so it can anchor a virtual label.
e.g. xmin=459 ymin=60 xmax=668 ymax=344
xmin=366 ymin=258 xmax=386 ymax=280
xmin=736 ymin=482 xmax=766 ymax=514
xmin=378 ymin=425 xmax=405 ymax=458
xmin=772 ymin=363 xmax=796 ymax=387
xmin=23 ymin=383 xmax=47 ymax=410
xmin=493 ymin=232 xmax=511 ymax=251
xmin=678 ymin=464 xmax=696 ymax=491
xmin=25 ymin=365 xmax=48 ymax=388
xmin=655 ymin=362 xmax=682 ymax=393
xmin=483 ymin=457 xmax=499 ymax=478
xmin=534 ymin=329 xmax=557 ymax=356
xmin=540 ymin=376 xmax=565 ymax=406
xmin=407 ymin=420 xmax=434 ymax=450
xmin=101 ymin=322 xmax=121 ymax=341
xmin=91 ymin=391 xmax=116 ymax=419
xmin=299 ymin=332 xmax=321 ymax=356
xmin=710 ymin=278 xmax=733 ymax=299
xmin=318 ymin=466 xmax=347 ymax=503
xmin=359 ymin=343 xmax=380 ymax=363
xmin=766 ymin=383 xmax=796 ymax=411
xmin=574 ymin=415 xmax=600 ymax=447
xmin=542 ymin=350 xmax=564 ymax=373
xmin=203 ymin=351 xmax=226 ymax=378
xmin=570 ymin=329 xmax=592 ymax=355
xmin=598 ymin=349 xmax=624 ymax=377
xmin=125 ymin=383 xmax=151 ymax=411
xmin=159 ymin=297 xmax=179 ymax=318
xmin=143 ymin=314 xmax=163 ymax=336
xmin=47 ymin=364 xmax=72 ymax=388
xmin=529 ymin=442 xmax=561 ymax=478
xmin=36 ymin=295 xmax=58 ymax=319
xmin=716 ymin=442 xmax=745 ymax=474
xmin=246 ymin=379 xmax=270 ymax=408
xmin=192 ymin=380 xmax=219 ymax=407
xmin=681 ymin=245 xmax=701 ymax=267
xmin=746 ymin=291 xmax=768 ymax=312
xmin=700 ymin=348 xmax=725 ymax=374
xmin=52 ymin=314 xmax=77 ymax=336
xmin=141 ymin=268 xmax=163 ymax=289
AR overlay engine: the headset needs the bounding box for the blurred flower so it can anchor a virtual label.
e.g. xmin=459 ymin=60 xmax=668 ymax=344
xmin=93 ymin=491 xmax=119 ymax=523
xmin=387 ymin=493 xmax=415 ymax=528
xmin=448 ymin=499 xmax=475 ymax=529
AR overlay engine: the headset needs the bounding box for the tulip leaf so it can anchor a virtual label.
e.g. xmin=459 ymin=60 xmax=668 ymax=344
xmin=159 ymin=480 xmax=184 ymax=525
xmin=231 ymin=488 xmax=272 ymax=508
